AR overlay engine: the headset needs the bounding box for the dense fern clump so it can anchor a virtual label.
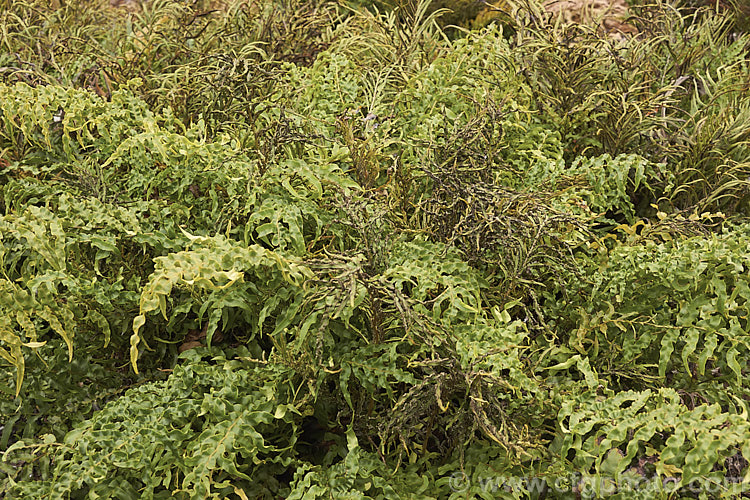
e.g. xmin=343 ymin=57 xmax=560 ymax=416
xmin=1 ymin=0 xmax=750 ymax=498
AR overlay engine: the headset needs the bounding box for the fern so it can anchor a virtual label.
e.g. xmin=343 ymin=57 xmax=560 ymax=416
xmin=3 ymin=0 xmax=750 ymax=497
xmin=7 ymin=349 xmax=307 ymax=499
xmin=555 ymin=388 xmax=750 ymax=497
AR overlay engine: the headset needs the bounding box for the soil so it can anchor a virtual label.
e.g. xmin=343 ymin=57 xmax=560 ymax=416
xmin=542 ymin=0 xmax=637 ymax=39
